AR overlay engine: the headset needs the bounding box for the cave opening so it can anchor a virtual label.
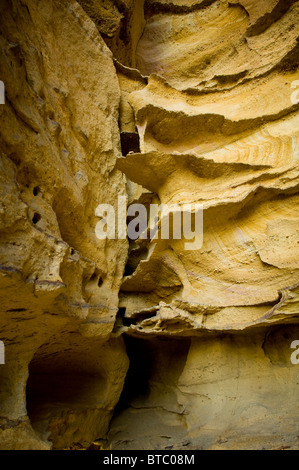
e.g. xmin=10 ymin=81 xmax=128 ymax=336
xmin=25 ymin=340 xmax=109 ymax=448
xmin=33 ymin=186 xmax=40 ymax=196
xmin=120 ymin=132 xmax=140 ymax=156
xmin=26 ymin=364 xmax=103 ymax=445
xmin=32 ymin=212 xmax=41 ymax=225
xmin=114 ymin=335 xmax=154 ymax=412
xmin=108 ymin=334 xmax=191 ymax=449
xmin=114 ymin=334 xmax=191 ymax=411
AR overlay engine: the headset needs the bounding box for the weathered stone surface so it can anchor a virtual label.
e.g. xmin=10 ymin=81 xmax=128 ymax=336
xmin=109 ymin=0 xmax=299 ymax=450
xmin=115 ymin=0 xmax=299 ymax=336
xmin=0 ymin=0 xmax=128 ymax=449
xmin=137 ymin=0 xmax=299 ymax=90
xmin=0 ymin=0 xmax=298 ymax=451
xmin=109 ymin=327 xmax=299 ymax=450
xmin=78 ymin=0 xmax=146 ymax=68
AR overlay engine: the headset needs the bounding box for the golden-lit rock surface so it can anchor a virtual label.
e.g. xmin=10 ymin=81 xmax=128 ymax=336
xmin=116 ymin=0 xmax=299 ymax=335
xmin=0 ymin=0 xmax=298 ymax=451
xmin=0 ymin=0 xmax=128 ymax=449
xmin=109 ymin=328 xmax=299 ymax=450
xmin=110 ymin=0 xmax=299 ymax=449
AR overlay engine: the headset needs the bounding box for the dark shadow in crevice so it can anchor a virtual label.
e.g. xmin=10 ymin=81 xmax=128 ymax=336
xmin=112 ymin=335 xmax=191 ymax=413
xmin=120 ymin=132 xmax=140 ymax=156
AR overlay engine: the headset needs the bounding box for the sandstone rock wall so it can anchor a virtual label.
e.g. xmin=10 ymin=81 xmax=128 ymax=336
xmin=111 ymin=0 xmax=299 ymax=449
xmin=109 ymin=326 xmax=299 ymax=450
xmin=0 ymin=0 xmax=298 ymax=450
xmin=0 ymin=0 xmax=128 ymax=449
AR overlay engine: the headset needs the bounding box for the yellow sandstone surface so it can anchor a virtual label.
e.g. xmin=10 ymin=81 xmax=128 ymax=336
xmin=0 ymin=0 xmax=298 ymax=450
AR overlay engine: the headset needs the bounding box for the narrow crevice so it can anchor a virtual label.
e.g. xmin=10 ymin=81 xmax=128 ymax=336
xmin=123 ymin=244 xmax=149 ymax=278
xmin=32 ymin=212 xmax=41 ymax=225
xmin=120 ymin=131 xmax=140 ymax=156
xmin=106 ymin=335 xmax=191 ymax=449
xmin=246 ymin=0 xmax=297 ymax=37
xmin=144 ymin=0 xmax=217 ymax=18
xmin=115 ymin=307 xmax=132 ymax=327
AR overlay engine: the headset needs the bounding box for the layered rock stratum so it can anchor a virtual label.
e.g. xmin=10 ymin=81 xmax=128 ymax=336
xmin=0 ymin=0 xmax=298 ymax=450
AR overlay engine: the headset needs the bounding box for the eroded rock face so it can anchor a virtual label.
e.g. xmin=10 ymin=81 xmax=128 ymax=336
xmin=115 ymin=0 xmax=299 ymax=336
xmin=110 ymin=0 xmax=299 ymax=449
xmin=0 ymin=0 xmax=298 ymax=450
xmin=109 ymin=327 xmax=299 ymax=450
xmin=0 ymin=0 xmax=128 ymax=449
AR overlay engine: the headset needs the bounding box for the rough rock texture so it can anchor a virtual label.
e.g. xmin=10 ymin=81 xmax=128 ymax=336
xmin=110 ymin=0 xmax=299 ymax=449
xmin=78 ymin=0 xmax=146 ymax=68
xmin=115 ymin=0 xmax=299 ymax=334
xmin=109 ymin=327 xmax=299 ymax=450
xmin=0 ymin=0 xmax=298 ymax=451
xmin=0 ymin=0 xmax=128 ymax=449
